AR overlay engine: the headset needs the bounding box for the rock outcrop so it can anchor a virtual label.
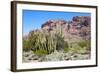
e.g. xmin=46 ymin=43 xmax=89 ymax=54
xmin=41 ymin=16 xmax=91 ymax=40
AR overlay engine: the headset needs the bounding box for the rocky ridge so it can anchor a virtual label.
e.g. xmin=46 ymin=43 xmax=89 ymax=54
xmin=41 ymin=16 xmax=91 ymax=41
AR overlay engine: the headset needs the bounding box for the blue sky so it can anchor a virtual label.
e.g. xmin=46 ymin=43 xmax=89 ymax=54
xmin=23 ymin=10 xmax=91 ymax=35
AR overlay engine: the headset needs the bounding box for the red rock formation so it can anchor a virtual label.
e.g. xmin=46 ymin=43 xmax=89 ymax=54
xmin=41 ymin=16 xmax=91 ymax=40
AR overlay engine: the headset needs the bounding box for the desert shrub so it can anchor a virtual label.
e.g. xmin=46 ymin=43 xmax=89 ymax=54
xmin=78 ymin=47 xmax=88 ymax=54
xmin=33 ymin=49 xmax=48 ymax=56
xmin=23 ymin=39 xmax=31 ymax=51
xmin=86 ymin=40 xmax=91 ymax=49
xmin=78 ymin=40 xmax=91 ymax=49
xmin=64 ymin=48 xmax=69 ymax=53
xmin=68 ymin=40 xmax=91 ymax=54
xmin=64 ymin=41 xmax=69 ymax=52
xmin=78 ymin=40 xmax=87 ymax=48
xmin=70 ymin=43 xmax=81 ymax=53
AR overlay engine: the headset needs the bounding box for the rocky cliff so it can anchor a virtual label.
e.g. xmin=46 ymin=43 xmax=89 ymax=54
xmin=41 ymin=16 xmax=91 ymax=41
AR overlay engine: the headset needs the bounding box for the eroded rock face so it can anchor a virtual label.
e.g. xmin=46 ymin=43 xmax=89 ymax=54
xmin=41 ymin=16 xmax=91 ymax=40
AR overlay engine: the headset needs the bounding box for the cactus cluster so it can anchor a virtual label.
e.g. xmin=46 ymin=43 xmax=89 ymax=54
xmin=23 ymin=29 xmax=65 ymax=56
xmin=23 ymin=30 xmax=90 ymax=56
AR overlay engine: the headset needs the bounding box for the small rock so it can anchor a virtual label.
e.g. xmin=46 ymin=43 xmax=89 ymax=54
xmin=28 ymin=58 xmax=32 ymax=60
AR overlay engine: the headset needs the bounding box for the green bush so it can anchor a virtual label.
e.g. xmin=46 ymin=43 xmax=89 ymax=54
xmin=69 ymin=43 xmax=81 ymax=53
xmin=64 ymin=41 xmax=69 ymax=52
xmin=78 ymin=41 xmax=86 ymax=48
xmin=68 ymin=40 xmax=90 ymax=54
xmin=33 ymin=49 xmax=48 ymax=56
xmin=23 ymin=39 xmax=31 ymax=51
xmin=78 ymin=47 xmax=88 ymax=54
xmin=78 ymin=40 xmax=91 ymax=48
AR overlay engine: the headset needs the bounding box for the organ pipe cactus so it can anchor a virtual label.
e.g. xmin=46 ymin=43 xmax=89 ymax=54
xmin=23 ymin=27 xmax=68 ymax=56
